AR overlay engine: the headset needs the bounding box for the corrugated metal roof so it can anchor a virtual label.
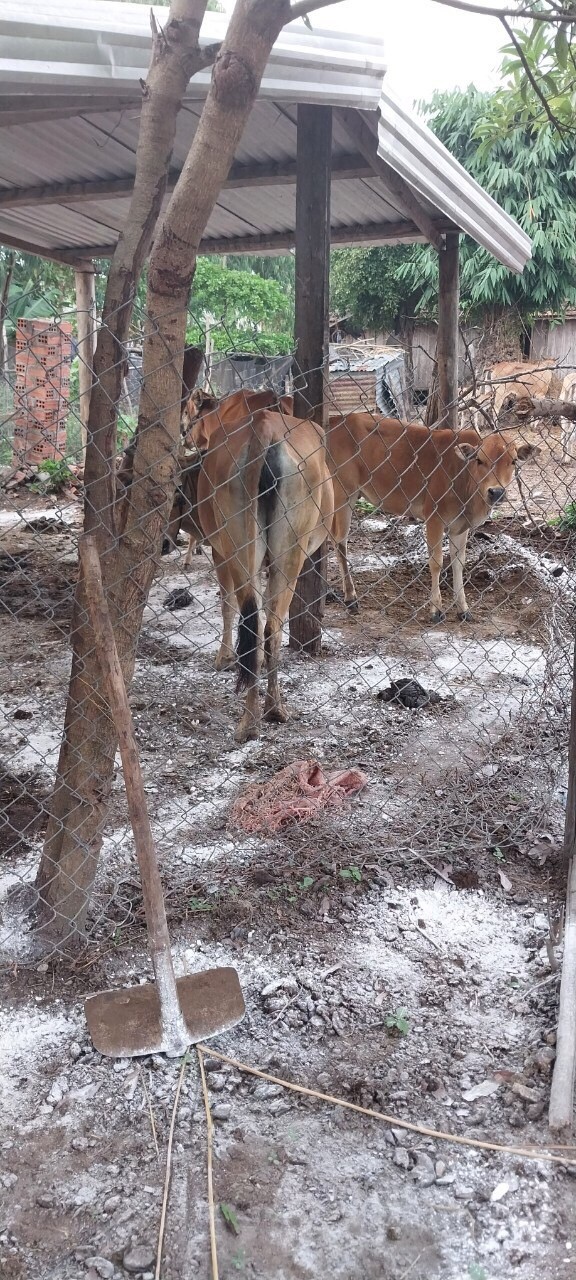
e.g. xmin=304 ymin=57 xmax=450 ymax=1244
xmin=0 ymin=3 xmax=386 ymax=106
xmin=0 ymin=1 xmax=532 ymax=275
xmin=377 ymin=88 xmax=532 ymax=275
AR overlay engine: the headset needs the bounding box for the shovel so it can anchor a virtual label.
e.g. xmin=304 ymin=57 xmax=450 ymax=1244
xmin=79 ymin=534 xmax=245 ymax=1059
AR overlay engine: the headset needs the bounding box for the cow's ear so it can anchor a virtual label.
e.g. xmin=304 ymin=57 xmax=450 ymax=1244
xmin=516 ymin=442 xmax=541 ymax=462
xmin=454 ymin=442 xmax=479 ymax=461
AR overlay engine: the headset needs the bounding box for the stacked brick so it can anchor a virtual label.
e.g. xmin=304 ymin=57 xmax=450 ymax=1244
xmin=12 ymin=319 xmax=72 ymax=467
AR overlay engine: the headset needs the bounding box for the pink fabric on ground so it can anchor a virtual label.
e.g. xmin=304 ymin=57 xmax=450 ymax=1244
xmin=230 ymin=759 xmax=367 ymax=835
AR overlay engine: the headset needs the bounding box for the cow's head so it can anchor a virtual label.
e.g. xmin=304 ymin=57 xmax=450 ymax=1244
xmin=454 ymin=434 xmax=540 ymax=513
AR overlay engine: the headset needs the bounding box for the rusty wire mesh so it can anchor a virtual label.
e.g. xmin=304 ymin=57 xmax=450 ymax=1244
xmin=1 ymin=296 xmax=575 ymax=975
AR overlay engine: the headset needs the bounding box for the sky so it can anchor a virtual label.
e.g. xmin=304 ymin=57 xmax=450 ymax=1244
xmin=319 ymin=0 xmax=506 ymax=102
xmin=221 ymin=0 xmax=507 ymax=106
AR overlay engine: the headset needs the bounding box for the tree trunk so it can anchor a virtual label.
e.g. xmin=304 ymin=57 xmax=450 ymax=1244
xmin=0 ymin=251 xmax=15 ymax=378
xmin=35 ymin=0 xmax=217 ymax=942
xmin=36 ymin=0 xmax=343 ymax=944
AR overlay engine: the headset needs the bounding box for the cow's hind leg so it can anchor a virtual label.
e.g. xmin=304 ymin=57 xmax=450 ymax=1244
xmin=426 ymin=515 xmax=445 ymax=622
xmin=234 ymin=582 xmax=263 ymax=743
xmin=262 ymin=549 xmax=308 ymax=724
xmin=213 ymin=549 xmax=236 ymax=671
xmin=449 ymin=528 xmax=471 ymax=620
xmin=331 ymin=489 xmax=358 ymax=612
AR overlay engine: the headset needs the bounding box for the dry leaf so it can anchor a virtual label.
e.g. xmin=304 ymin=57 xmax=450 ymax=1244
xmin=498 ymin=868 xmax=512 ymax=892
xmin=462 ymin=1079 xmax=500 ymax=1102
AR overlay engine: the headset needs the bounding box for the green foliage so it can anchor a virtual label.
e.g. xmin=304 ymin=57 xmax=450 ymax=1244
xmin=496 ymin=16 xmax=576 ymax=134
xmin=330 ymin=245 xmax=414 ymax=333
xmin=385 ymin=1008 xmax=410 ymax=1035
xmin=556 ymin=500 xmax=576 ymax=530
xmin=339 ymin=866 xmax=362 ymax=883
xmin=186 ymin=257 xmax=293 ymax=354
xmin=397 ymin=84 xmax=576 ymax=318
xmin=0 ymin=251 xmax=75 ymax=335
xmin=220 ymin=1204 xmax=240 ymax=1235
xmin=31 ymin=459 xmax=74 ymax=493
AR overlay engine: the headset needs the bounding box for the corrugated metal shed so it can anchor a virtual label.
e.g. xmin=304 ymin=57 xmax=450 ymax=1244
xmin=0 ymin=1 xmax=532 ymax=275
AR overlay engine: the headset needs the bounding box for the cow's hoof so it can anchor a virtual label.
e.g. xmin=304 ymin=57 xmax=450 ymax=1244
xmin=264 ymin=701 xmax=289 ymax=724
xmin=430 ymin=610 xmax=445 ymax=624
xmin=234 ymin=719 xmax=260 ymax=744
xmin=457 ymin=610 xmax=472 ymax=622
xmin=215 ymin=651 xmax=236 ymax=672
xmin=345 ymin=598 xmax=359 ymax=614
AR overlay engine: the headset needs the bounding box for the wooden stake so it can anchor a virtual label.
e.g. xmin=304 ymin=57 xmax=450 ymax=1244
xmin=549 ymin=632 xmax=576 ymax=1130
xmin=289 ymin=103 xmax=332 ymax=658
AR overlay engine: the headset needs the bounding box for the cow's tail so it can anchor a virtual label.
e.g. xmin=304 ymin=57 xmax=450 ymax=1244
xmin=234 ymin=417 xmax=283 ymax=692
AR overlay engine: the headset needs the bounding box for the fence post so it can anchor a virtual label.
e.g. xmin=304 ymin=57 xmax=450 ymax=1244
xmin=436 ymin=231 xmax=460 ymax=430
xmin=75 ymin=266 xmax=96 ymax=464
xmin=289 ymin=103 xmax=332 ymax=656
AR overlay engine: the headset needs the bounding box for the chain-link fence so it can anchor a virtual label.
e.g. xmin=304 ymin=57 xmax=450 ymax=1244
xmin=1 ymin=298 xmax=574 ymax=977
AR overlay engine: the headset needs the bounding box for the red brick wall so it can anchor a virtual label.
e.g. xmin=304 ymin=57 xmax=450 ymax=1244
xmin=12 ymin=319 xmax=72 ymax=467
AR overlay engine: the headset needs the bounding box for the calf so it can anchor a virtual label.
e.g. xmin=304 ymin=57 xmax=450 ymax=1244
xmin=327 ymin=413 xmax=539 ymax=622
xmin=477 ymin=360 xmax=576 ymax=462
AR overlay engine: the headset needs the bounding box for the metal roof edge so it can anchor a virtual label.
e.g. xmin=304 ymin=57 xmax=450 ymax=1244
xmin=377 ymin=87 xmax=532 ymax=274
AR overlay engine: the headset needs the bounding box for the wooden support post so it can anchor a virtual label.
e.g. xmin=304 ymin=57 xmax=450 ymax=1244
xmin=289 ymin=104 xmax=332 ymax=657
xmin=75 ymin=266 xmax=96 ymax=463
xmin=436 ymin=232 xmax=460 ymax=430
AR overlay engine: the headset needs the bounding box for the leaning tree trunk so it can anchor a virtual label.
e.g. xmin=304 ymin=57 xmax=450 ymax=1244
xmin=35 ymin=0 xmax=218 ymax=941
xmin=36 ymin=0 xmax=343 ymax=944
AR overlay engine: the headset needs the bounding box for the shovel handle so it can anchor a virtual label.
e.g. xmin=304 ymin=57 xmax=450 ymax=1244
xmin=79 ymin=536 xmax=177 ymax=979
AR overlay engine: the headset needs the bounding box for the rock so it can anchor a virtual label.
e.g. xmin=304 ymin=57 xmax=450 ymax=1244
xmin=269 ymin=1099 xmax=292 ymax=1116
xmin=123 ymin=1245 xmax=155 ymax=1273
xmin=454 ymin=1185 xmax=474 ymax=1199
xmin=393 ymin=1148 xmax=410 ymax=1171
xmin=386 ymin=1226 xmax=401 ymax=1241
xmin=203 ymin=1057 xmax=226 ymax=1073
xmin=527 ymin=1101 xmax=546 ymax=1121
xmin=211 ymin=1104 xmax=232 ymax=1121
xmin=72 ymin=1136 xmax=88 ymax=1151
xmin=435 ymin=1161 xmax=447 ymax=1178
xmin=208 ymin=1074 xmax=228 ymax=1093
xmin=69 ymin=1042 xmax=82 ymax=1060
xmin=412 ymin=1152 xmax=435 ymax=1187
xmin=534 ymin=1046 xmax=556 ymax=1073
xmin=261 ymin=977 xmax=298 ymax=998
xmin=512 ymin=1081 xmax=542 ymax=1103
xmin=252 ymin=1083 xmax=282 ymax=1100
xmin=103 ymin=1195 xmax=121 ymax=1213
xmin=86 ymin=1259 xmax=115 ymax=1279
xmin=36 ymin=1193 xmax=55 ymax=1208
xmin=490 ymin=1181 xmax=511 ymax=1203
xmin=435 ymin=1173 xmax=456 ymax=1186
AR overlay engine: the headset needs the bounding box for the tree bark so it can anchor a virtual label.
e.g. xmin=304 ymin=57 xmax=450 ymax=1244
xmin=0 ymin=251 xmax=15 ymax=377
xmin=36 ymin=0 xmax=344 ymax=944
xmin=35 ymin=0 xmax=217 ymax=941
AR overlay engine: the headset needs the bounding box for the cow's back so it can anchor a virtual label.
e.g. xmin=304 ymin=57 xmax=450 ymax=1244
xmin=487 ymin=360 xmax=557 ymax=413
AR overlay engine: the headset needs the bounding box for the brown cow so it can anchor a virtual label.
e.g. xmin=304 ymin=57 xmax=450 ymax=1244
xmin=171 ymin=388 xmax=294 ymax=567
xmin=476 ymin=360 xmax=576 ymax=462
xmin=327 ymin=413 xmax=539 ymax=622
xmin=183 ymin=404 xmax=333 ymax=742
xmin=181 ymin=387 xmax=293 ymax=450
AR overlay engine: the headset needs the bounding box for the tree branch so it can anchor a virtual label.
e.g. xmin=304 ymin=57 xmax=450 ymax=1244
xmin=427 ymin=0 xmax=576 ymax=23
xmin=500 ymin=14 xmax=567 ymax=131
xmin=289 ymin=0 xmax=344 ymax=19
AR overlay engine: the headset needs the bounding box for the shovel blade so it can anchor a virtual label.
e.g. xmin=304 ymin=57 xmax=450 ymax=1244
xmin=84 ymin=967 xmax=245 ymax=1058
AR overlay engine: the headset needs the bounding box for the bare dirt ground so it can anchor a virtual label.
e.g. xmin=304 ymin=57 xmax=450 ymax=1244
xmin=1 ymin=451 xmax=576 ymax=1280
